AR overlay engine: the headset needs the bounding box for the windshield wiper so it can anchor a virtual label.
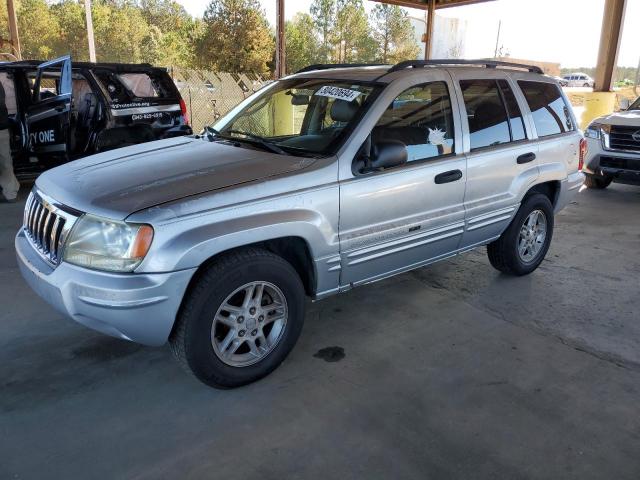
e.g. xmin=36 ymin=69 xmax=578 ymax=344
xmin=225 ymin=129 xmax=290 ymax=155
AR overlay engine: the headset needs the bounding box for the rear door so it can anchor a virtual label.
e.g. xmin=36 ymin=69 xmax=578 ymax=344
xmin=25 ymin=56 xmax=72 ymax=159
xmin=447 ymin=71 xmax=540 ymax=249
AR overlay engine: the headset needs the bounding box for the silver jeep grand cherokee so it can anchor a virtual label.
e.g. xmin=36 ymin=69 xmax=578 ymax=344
xmin=16 ymin=60 xmax=584 ymax=388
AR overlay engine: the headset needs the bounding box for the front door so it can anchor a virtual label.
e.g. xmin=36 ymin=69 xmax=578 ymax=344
xmin=25 ymin=56 xmax=72 ymax=160
xmin=339 ymin=75 xmax=466 ymax=288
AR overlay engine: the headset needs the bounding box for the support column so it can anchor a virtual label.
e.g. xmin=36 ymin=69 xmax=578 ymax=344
xmin=85 ymin=0 xmax=97 ymax=62
xmin=594 ymin=0 xmax=626 ymax=92
xmin=6 ymin=0 xmax=21 ymax=60
xmin=424 ymin=0 xmax=435 ymax=60
xmin=275 ymin=0 xmax=286 ymax=78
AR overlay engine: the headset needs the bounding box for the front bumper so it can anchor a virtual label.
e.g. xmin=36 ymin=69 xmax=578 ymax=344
xmin=584 ymin=137 xmax=640 ymax=185
xmin=16 ymin=229 xmax=196 ymax=346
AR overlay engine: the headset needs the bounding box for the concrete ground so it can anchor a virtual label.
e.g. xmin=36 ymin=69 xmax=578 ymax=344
xmin=1 ymin=183 xmax=639 ymax=480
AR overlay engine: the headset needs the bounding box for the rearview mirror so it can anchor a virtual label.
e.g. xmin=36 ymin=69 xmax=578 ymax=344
xmin=370 ymin=141 xmax=408 ymax=171
xmin=290 ymin=94 xmax=310 ymax=106
xmin=620 ymin=98 xmax=630 ymax=110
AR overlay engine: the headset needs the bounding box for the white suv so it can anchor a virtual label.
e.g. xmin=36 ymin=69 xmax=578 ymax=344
xmin=562 ymin=73 xmax=595 ymax=88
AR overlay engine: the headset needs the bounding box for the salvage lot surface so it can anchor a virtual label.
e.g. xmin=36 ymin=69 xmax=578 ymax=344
xmin=1 ymin=184 xmax=639 ymax=479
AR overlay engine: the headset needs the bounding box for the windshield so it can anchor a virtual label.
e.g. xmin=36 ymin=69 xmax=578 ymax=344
xmin=628 ymin=97 xmax=640 ymax=111
xmin=211 ymin=79 xmax=381 ymax=156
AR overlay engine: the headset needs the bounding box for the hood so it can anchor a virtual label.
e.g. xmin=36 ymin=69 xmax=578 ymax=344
xmin=593 ymin=110 xmax=640 ymax=127
xmin=36 ymin=136 xmax=316 ymax=219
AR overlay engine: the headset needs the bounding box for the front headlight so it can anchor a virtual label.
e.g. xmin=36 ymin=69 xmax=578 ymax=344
xmin=584 ymin=123 xmax=601 ymax=139
xmin=584 ymin=123 xmax=610 ymax=139
xmin=63 ymin=215 xmax=154 ymax=272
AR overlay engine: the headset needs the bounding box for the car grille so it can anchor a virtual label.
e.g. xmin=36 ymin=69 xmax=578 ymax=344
xmin=23 ymin=191 xmax=79 ymax=265
xmin=607 ymin=126 xmax=640 ymax=152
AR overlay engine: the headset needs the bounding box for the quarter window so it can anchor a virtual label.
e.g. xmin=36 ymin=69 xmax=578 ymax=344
xmin=372 ymin=81 xmax=455 ymax=162
xmin=460 ymin=79 xmax=511 ymax=150
xmin=518 ymin=80 xmax=574 ymax=137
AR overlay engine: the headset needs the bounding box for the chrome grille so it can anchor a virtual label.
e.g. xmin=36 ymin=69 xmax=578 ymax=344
xmin=607 ymin=126 xmax=640 ymax=152
xmin=23 ymin=192 xmax=78 ymax=265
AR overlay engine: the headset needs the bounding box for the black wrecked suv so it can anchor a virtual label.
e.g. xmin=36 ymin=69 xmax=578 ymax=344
xmin=1 ymin=56 xmax=192 ymax=179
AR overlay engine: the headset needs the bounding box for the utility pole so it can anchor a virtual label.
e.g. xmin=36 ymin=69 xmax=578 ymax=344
xmin=85 ymin=0 xmax=97 ymax=62
xmin=493 ymin=20 xmax=501 ymax=58
xmin=275 ymin=0 xmax=285 ymax=78
xmin=6 ymin=0 xmax=21 ymax=60
xmin=634 ymin=55 xmax=640 ymax=96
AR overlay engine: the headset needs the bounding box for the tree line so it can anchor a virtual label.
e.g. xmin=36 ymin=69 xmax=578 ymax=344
xmin=3 ymin=0 xmax=420 ymax=75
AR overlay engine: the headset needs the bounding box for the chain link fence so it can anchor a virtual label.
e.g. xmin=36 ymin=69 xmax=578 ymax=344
xmin=168 ymin=67 xmax=272 ymax=132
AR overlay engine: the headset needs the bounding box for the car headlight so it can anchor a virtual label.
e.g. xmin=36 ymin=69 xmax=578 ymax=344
xmin=584 ymin=123 xmax=610 ymax=139
xmin=63 ymin=214 xmax=154 ymax=272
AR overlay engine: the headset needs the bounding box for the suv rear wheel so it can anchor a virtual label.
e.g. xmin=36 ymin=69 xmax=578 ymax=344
xmin=583 ymin=173 xmax=612 ymax=189
xmin=487 ymin=194 xmax=554 ymax=276
xmin=170 ymin=248 xmax=305 ymax=388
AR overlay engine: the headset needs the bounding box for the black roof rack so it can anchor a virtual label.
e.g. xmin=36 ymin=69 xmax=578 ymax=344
xmin=296 ymin=63 xmax=388 ymax=74
xmin=387 ymin=59 xmax=544 ymax=74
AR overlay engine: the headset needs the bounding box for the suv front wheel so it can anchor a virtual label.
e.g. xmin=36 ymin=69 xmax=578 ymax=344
xmin=170 ymin=248 xmax=305 ymax=388
xmin=487 ymin=194 xmax=554 ymax=276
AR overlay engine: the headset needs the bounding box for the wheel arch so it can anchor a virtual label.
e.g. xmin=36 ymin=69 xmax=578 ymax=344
xmin=524 ymin=180 xmax=561 ymax=207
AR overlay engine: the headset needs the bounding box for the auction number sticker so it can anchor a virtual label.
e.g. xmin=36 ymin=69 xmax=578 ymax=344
xmin=315 ymin=86 xmax=361 ymax=102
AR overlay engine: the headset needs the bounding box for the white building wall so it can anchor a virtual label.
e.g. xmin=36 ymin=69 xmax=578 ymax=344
xmin=409 ymin=15 xmax=468 ymax=59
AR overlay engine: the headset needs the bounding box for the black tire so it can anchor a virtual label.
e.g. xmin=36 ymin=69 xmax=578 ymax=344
xmin=583 ymin=173 xmax=612 ymax=189
xmin=487 ymin=194 xmax=554 ymax=276
xmin=170 ymin=247 xmax=305 ymax=388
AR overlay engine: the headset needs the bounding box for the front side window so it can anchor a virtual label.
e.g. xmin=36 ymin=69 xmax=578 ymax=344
xmin=460 ymin=79 xmax=511 ymax=150
xmin=518 ymin=80 xmax=574 ymax=137
xmin=27 ymin=71 xmax=61 ymax=100
xmin=214 ymin=79 xmax=380 ymax=156
xmin=371 ymin=81 xmax=455 ymax=162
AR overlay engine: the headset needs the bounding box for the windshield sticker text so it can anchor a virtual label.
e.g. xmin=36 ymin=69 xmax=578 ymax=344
xmin=315 ymin=86 xmax=361 ymax=102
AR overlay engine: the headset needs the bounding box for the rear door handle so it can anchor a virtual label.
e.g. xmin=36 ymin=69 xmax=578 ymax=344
xmin=434 ymin=169 xmax=463 ymax=184
xmin=517 ymin=152 xmax=536 ymax=164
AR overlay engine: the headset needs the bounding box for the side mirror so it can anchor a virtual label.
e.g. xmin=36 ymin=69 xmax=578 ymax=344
xmin=620 ymin=98 xmax=630 ymax=111
xmin=370 ymin=140 xmax=408 ymax=170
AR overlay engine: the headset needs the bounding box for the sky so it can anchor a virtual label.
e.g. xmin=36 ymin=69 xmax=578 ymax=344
xmin=175 ymin=0 xmax=639 ymax=68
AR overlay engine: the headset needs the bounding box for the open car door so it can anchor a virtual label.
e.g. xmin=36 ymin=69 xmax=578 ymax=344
xmin=25 ymin=56 xmax=72 ymax=159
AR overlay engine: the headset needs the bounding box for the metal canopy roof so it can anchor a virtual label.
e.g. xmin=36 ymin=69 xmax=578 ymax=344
xmin=368 ymin=0 xmax=495 ymax=10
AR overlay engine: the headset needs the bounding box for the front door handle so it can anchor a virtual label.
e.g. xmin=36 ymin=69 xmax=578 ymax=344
xmin=517 ymin=152 xmax=536 ymax=164
xmin=434 ymin=169 xmax=463 ymax=184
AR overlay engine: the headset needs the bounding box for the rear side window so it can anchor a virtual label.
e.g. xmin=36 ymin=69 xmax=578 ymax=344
xmin=119 ymin=73 xmax=159 ymax=97
xmin=373 ymin=81 xmax=455 ymax=162
xmin=460 ymin=79 xmax=511 ymax=150
xmin=518 ymin=80 xmax=574 ymax=137
xmin=497 ymin=80 xmax=526 ymax=142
